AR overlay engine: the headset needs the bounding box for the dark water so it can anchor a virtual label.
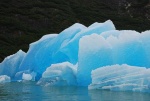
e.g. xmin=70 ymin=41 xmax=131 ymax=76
xmin=0 ymin=82 xmax=150 ymax=101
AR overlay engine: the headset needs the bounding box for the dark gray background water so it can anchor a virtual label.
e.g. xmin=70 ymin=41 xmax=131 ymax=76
xmin=0 ymin=81 xmax=150 ymax=101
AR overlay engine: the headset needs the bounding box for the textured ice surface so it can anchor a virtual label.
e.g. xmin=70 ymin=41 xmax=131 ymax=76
xmin=37 ymin=62 xmax=77 ymax=86
xmin=0 ymin=75 xmax=10 ymax=83
xmin=0 ymin=50 xmax=26 ymax=79
xmin=89 ymin=64 xmax=150 ymax=93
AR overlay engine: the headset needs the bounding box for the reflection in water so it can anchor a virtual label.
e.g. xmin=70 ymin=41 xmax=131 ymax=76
xmin=89 ymin=89 xmax=150 ymax=101
xmin=42 ymin=86 xmax=90 ymax=101
xmin=0 ymin=82 xmax=150 ymax=101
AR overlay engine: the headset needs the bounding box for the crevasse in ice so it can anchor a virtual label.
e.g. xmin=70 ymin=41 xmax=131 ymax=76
xmin=0 ymin=20 xmax=150 ymax=92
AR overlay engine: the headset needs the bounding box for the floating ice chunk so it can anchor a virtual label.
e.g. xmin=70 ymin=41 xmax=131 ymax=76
xmin=89 ymin=64 xmax=150 ymax=93
xmin=37 ymin=62 xmax=77 ymax=86
xmin=0 ymin=20 xmax=150 ymax=94
xmin=0 ymin=50 xmax=26 ymax=79
xmin=0 ymin=75 xmax=10 ymax=83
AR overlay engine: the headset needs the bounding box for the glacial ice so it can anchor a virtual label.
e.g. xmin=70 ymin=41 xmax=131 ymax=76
xmin=0 ymin=20 xmax=150 ymax=92
xmin=89 ymin=64 xmax=150 ymax=93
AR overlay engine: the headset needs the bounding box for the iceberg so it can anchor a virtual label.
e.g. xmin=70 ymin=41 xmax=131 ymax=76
xmin=0 ymin=20 xmax=150 ymax=93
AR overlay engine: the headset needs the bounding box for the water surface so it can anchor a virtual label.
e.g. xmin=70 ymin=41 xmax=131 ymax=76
xmin=0 ymin=82 xmax=150 ymax=101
